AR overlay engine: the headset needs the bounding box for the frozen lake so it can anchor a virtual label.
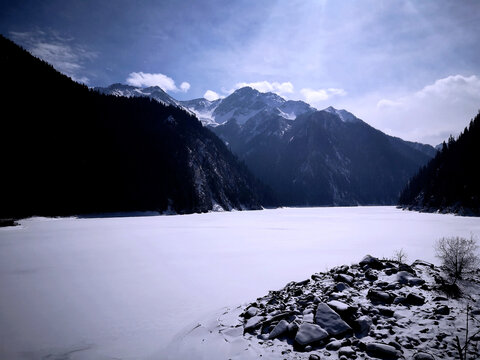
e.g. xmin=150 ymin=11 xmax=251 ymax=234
xmin=1 ymin=206 xmax=479 ymax=359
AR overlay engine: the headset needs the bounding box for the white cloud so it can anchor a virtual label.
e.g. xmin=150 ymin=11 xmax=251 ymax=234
xmin=204 ymin=90 xmax=221 ymax=101
xmin=300 ymin=87 xmax=347 ymax=104
xmin=9 ymin=30 xmax=96 ymax=84
xmin=180 ymin=81 xmax=191 ymax=92
xmin=351 ymin=75 xmax=480 ymax=145
xmin=126 ymin=72 xmax=191 ymax=93
xmin=235 ymin=81 xmax=294 ymax=97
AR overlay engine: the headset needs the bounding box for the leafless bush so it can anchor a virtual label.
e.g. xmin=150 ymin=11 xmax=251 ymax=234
xmin=435 ymin=236 xmax=479 ymax=281
xmin=393 ymin=248 xmax=408 ymax=264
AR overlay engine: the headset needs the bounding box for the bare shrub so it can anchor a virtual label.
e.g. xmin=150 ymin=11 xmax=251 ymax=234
xmin=393 ymin=248 xmax=408 ymax=264
xmin=435 ymin=236 xmax=479 ymax=281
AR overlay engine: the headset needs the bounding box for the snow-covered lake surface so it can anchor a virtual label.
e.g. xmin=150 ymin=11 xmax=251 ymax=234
xmin=1 ymin=206 xmax=479 ymax=359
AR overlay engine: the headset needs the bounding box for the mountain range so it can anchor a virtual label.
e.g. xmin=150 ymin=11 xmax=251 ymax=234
xmin=98 ymin=84 xmax=437 ymax=206
xmin=0 ymin=35 xmax=268 ymax=218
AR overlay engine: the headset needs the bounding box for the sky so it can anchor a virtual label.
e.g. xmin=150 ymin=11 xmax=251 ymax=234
xmin=1 ymin=0 xmax=479 ymax=145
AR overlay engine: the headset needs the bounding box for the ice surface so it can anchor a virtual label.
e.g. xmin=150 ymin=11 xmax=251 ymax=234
xmin=0 ymin=206 xmax=479 ymax=359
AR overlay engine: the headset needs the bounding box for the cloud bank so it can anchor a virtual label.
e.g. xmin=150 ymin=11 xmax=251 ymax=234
xmin=300 ymin=88 xmax=347 ymax=105
xmin=235 ymin=81 xmax=294 ymax=97
xmin=204 ymin=90 xmax=221 ymax=101
xmin=126 ymin=72 xmax=190 ymax=92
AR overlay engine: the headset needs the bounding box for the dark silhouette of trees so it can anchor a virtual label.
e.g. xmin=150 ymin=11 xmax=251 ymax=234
xmin=399 ymin=111 xmax=480 ymax=215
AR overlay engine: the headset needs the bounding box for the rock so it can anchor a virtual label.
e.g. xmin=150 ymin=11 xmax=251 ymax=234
xmin=315 ymin=303 xmax=352 ymax=337
xmin=434 ymin=305 xmax=450 ymax=315
xmin=387 ymin=341 xmax=402 ymax=350
xmin=327 ymin=300 xmax=356 ymax=317
xmin=433 ymin=296 xmax=448 ymax=302
xmin=360 ymin=255 xmax=384 ymax=269
xmin=339 ymin=346 xmax=355 ymax=357
xmin=335 ymin=282 xmax=348 ymax=292
xmin=365 ymin=268 xmax=378 ymax=281
xmin=295 ymin=323 xmax=329 ymax=346
xmin=406 ymin=293 xmax=425 ymax=306
xmin=367 ymin=289 xmax=395 ymax=304
xmin=288 ymin=321 xmax=299 ymax=334
xmin=398 ymin=263 xmax=415 ymax=274
xmin=396 ymin=271 xmax=425 ymax=286
xmin=366 ymin=342 xmax=401 ymax=359
xmin=326 ymin=340 xmax=342 ymax=350
xmin=413 ymin=352 xmax=435 ymax=360
xmin=244 ymin=315 xmax=263 ymax=332
xmin=384 ymin=268 xmax=398 ymax=276
xmin=393 ymin=296 xmax=406 ymax=305
xmin=354 ymin=315 xmax=372 ymax=338
xmin=309 ymin=354 xmax=321 ymax=360
xmin=268 ymin=319 xmax=289 ymax=339
xmin=245 ymin=306 xmax=258 ymax=318
xmin=377 ymin=306 xmax=395 ymax=317
xmin=335 ymin=273 xmax=353 ymax=284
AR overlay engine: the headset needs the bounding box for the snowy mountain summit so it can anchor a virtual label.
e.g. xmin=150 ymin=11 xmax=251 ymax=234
xmin=168 ymin=255 xmax=480 ymax=359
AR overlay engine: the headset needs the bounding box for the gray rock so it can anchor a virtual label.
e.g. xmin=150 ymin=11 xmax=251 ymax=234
xmin=335 ymin=273 xmax=353 ymax=284
xmin=295 ymin=323 xmax=329 ymax=345
xmin=365 ymin=268 xmax=378 ymax=281
xmin=326 ymin=339 xmax=342 ymax=350
xmin=315 ymin=303 xmax=352 ymax=337
xmin=397 ymin=271 xmax=425 ymax=286
xmin=406 ymin=293 xmax=425 ymax=306
xmin=354 ymin=315 xmax=372 ymax=338
xmin=366 ymin=342 xmax=401 ymax=359
xmin=367 ymin=289 xmax=395 ymax=304
xmin=413 ymin=352 xmax=435 ymax=360
xmin=309 ymin=355 xmax=321 ymax=360
xmin=360 ymin=255 xmax=384 ymax=269
xmin=335 ymin=282 xmax=348 ymax=292
xmin=244 ymin=315 xmax=263 ymax=331
xmin=268 ymin=319 xmax=289 ymax=339
xmin=434 ymin=305 xmax=450 ymax=315
xmin=338 ymin=346 xmax=355 ymax=357
xmin=246 ymin=306 xmax=258 ymax=318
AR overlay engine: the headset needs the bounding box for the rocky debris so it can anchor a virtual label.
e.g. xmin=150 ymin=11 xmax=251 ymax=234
xmin=238 ymin=254 xmax=480 ymax=359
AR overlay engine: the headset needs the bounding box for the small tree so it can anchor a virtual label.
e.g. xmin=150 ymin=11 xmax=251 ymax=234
xmin=393 ymin=248 xmax=408 ymax=264
xmin=435 ymin=236 xmax=479 ymax=281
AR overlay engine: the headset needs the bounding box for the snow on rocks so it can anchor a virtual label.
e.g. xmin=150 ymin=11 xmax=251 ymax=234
xmin=233 ymin=254 xmax=480 ymax=359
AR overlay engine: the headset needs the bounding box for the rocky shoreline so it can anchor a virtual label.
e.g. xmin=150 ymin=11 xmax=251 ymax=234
xmin=238 ymin=255 xmax=480 ymax=359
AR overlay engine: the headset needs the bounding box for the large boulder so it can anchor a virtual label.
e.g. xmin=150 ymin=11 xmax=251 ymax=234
xmin=396 ymin=271 xmax=425 ymax=286
xmin=360 ymin=255 xmax=384 ymax=270
xmin=367 ymin=289 xmax=395 ymax=304
xmin=406 ymin=293 xmax=425 ymax=306
xmin=295 ymin=323 xmax=329 ymax=346
xmin=315 ymin=303 xmax=352 ymax=337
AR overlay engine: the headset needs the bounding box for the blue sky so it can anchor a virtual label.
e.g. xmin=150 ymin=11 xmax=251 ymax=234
xmin=1 ymin=0 xmax=480 ymax=145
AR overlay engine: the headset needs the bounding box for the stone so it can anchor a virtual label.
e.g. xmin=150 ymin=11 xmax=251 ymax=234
xmin=326 ymin=340 xmax=342 ymax=350
xmin=335 ymin=282 xmax=348 ymax=292
xmin=406 ymin=293 xmax=425 ymax=306
xmin=335 ymin=273 xmax=354 ymax=284
xmin=338 ymin=346 xmax=355 ymax=357
xmin=396 ymin=271 xmax=425 ymax=286
xmin=244 ymin=315 xmax=263 ymax=331
xmin=413 ymin=352 xmax=435 ymax=360
xmin=366 ymin=342 xmax=401 ymax=359
xmin=295 ymin=323 xmax=329 ymax=346
xmin=360 ymin=255 xmax=384 ymax=270
xmin=309 ymin=354 xmax=321 ymax=360
xmin=354 ymin=315 xmax=372 ymax=338
xmin=315 ymin=303 xmax=352 ymax=337
xmin=327 ymin=300 xmax=356 ymax=316
xmin=434 ymin=305 xmax=450 ymax=315
xmin=245 ymin=306 xmax=258 ymax=318
xmin=377 ymin=306 xmax=395 ymax=317
xmin=268 ymin=319 xmax=289 ymax=339
xmin=365 ymin=268 xmax=378 ymax=281
xmin=367 ymin=289 xmax=394 ymax=304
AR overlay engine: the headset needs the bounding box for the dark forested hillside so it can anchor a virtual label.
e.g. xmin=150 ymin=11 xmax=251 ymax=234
xmin=399 ymin=111 xmax=480 ymax=215
xmin=0 ymin=35 xmax=269 ymax=218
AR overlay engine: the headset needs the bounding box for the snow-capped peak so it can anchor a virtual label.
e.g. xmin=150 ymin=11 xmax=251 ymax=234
xmin=324 ymin=106 xmax=360 ymax=123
